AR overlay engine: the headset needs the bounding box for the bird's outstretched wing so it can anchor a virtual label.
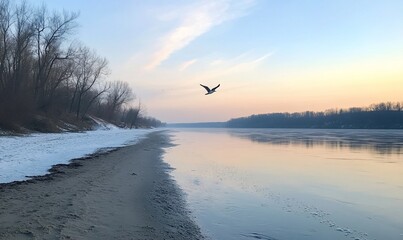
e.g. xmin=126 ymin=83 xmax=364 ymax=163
xmin=212 ymin=84 xmax=220 ymax=91
xmin=200 ymin=84 xmax=211 ymax=92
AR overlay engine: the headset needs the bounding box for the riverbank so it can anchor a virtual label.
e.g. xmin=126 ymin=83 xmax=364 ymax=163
xmin=0 ymin=131 xmax=204 ymax=240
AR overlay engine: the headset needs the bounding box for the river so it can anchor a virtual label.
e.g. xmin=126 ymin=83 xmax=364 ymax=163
xmin=163 ymin=128 xmax=403 ymax=240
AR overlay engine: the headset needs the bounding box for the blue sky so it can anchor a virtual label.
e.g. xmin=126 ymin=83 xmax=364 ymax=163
xmin=26 ymin=0 xmax=403 ymax=122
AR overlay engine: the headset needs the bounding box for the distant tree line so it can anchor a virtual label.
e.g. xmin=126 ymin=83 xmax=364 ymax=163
xmin=227 ymin=102 xmax=403 ymax=129
xmin=0 ymin=1 xmax=163 ymax=131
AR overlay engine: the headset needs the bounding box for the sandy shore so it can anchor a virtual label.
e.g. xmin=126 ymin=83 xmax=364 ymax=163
xmin=0 ymin=131 xmax=204 ymax=240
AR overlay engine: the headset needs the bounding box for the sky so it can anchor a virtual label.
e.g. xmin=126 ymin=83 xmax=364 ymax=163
xmin=26 ymin=0 xmax=403 ymax=123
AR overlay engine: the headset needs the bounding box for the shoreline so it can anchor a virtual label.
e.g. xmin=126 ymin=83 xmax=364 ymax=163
xmin=0 ymin=131 xmax=204 ymax=239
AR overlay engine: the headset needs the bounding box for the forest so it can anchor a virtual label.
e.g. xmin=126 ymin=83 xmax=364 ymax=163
xmin=226 ymin=102 xmax=403 ymax=129
xmin=0 ymin=1 xmax=163 ymax=132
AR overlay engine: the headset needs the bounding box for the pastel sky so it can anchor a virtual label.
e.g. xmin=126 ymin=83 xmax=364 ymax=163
xmin=26 ymin=0 xmax=403 ymax=123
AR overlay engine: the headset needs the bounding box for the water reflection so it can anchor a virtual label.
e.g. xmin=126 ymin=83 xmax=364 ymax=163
xmin=164 ymin=128 xmax=403 ymax=240
xmin=228 ymin=129 xmax=403 ymax=155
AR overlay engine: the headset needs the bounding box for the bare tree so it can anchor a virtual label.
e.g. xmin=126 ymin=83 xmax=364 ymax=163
xmin=41 ymin=44 xmax=77 ymax=110
xmin=105 ymin=81 xmax=134 ymax=121
xmin=122 ymin=101 xmax=143 ymax=128
xmin=0 ymin=0 xmax=11 ymax=92
xmin=69 ymin=46 xmax=109 ymax=118
xmin=81 ymin=81 xmax=110 ymax=117
xmin=0 ymin=0 xmax=36 ymax=127
xmin=10 ymin=1 xmax=34 ymax=92
xmin=32 ymin=5 xmax=79 ymax=108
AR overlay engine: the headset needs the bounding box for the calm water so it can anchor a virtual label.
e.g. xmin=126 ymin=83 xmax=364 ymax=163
xmin=163 ymin=128 xmax=403 ymax=240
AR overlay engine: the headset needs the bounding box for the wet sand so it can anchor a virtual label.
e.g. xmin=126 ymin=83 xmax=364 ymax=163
xmin=0 ymin=131 xmax=204 ymax=240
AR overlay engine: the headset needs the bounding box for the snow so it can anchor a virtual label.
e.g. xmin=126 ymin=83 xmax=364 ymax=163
xmin=0 ymin=127 xmax=156 ymax=183
xmin=88 ymin=116 xmax=120 ymax=130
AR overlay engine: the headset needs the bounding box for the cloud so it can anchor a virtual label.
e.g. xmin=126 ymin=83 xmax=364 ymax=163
xmin=240 ymin=52 xmax=274 ymax=66
xmin=192 ymin=51 xmax=274 ymax=82
xmin=227 ymin=52 xmax=274 ymax=71
xmin=145 ymin=0 xmax=255 ymax=70
xmin=179 ymin=59 xmax=198 ymax=71
xmin=210 ymin=59 xmax=224 ymax=66
xmin=211 ymin=51 xmax=273 ymax=70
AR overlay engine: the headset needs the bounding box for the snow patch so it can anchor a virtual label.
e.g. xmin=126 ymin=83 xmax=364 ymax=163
xmin=0 ymin=128 xmax=157 ymax=183
xmin=88 ymin=116 xmax=119 ymax=130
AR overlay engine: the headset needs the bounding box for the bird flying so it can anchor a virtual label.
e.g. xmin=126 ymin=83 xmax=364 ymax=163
xmin=200 ymin=84 xmax=220 ymax=95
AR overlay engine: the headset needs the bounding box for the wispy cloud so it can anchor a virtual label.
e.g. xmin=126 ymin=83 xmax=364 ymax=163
xmin=209 ymin=51 xmax=273 ymax=70
xmin=145 ymin=0 xmax=255 ymax=70
xmin=192 ymin=51 xmax=274 ymax=82
xmin=230 ymin=52 xmax=274 ymax=70
xmin=179 ymin=59 xmax=198 ymax=71
xmin=238 ymin=52 xmax=274 ymax=66
xmin=210 ymin=59 xmax=225 ymax=66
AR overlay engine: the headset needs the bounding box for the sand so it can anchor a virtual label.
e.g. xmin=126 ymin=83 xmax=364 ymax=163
xmin=0 ymin=131 xmax=204 ymax=240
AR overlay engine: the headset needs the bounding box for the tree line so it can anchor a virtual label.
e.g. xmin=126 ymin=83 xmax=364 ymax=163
xmin=0 ymin=1 xmax=163 ymax=131
xmin=226 ymin=102 xmax=403 ymax=129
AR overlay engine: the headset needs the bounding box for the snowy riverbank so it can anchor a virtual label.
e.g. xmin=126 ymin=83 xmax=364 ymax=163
xmin=0 ymin=127 xmax=156 ymax=183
